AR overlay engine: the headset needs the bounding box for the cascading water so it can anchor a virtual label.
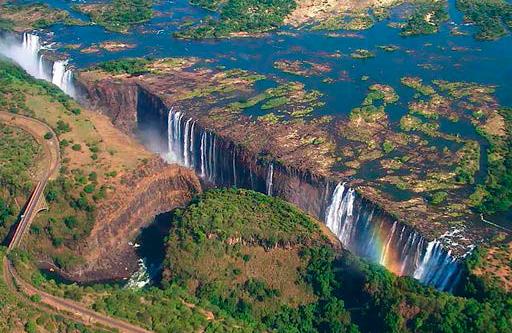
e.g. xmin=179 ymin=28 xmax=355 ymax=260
xmin=0 ymin=32 xmax=48 ymax=80
xmin=266 ymin=163 xmax=274 ymax=196
xmin=0 ymin=32 xmax=76 ymax=97
xmin=325 ymin=182 xmax=463 ymax=291
xmin=52 ymin=60 xmax=76 ymax=97
xmin=162 ymin=110 xmax=464 ymax=292
xmin=166 ymin=109 xmax=218 ymax=181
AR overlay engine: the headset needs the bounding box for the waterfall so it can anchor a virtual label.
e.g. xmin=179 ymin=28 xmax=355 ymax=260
xmin=52 ymin=60 xmax=76 ymax=97
xmin=160 ymin=109 xmax=464 ymax=291
xmin=0 ymin=32 xmax=76 ymax=96
xmin=232 ymin=149 xmax=237 ymax=187
xmin=380 ymin=221 xmax=397 ymax=266
xmin=200 ymin=132 xmax=207 ymax=177
xmin=266 ymin=163 xmax=274 ymax=196
xmin=189 ymin=121 xmax=196 ymax=167
xmin=324 ymin=182 xmax=462 ymax=291
xmin=0 ymin=32 xmax=47 ymax=80
xmin=183 ymin=118 xmax=192 ymax=167
xmin=166 ymin=109 xmax=219 ymax=182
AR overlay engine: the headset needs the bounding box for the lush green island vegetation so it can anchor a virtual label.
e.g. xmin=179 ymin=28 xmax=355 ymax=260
xmin=74 ymin=0 xmax=153 ymax=33
xmin=400 ymin=0 xmax=449 ymax=36
xmin=456 ymin=0 xmax=512 ymax=40
xmin=175 ymin=0 xmax=296 ymax=38
xmin=0 ymin=2 xmax=84 ymax=32
xmin=350 ymin=49 xmax=376 ymax=59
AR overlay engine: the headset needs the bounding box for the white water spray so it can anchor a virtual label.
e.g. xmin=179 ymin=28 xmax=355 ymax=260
xmin=325 ymin=182 xmax=462 ymax=291
xmin=0 ymin=32 xmax=76 ymax=96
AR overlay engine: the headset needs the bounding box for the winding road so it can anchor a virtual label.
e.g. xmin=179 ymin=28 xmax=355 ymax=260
xmin=1 ymin=111 xmax=152 ymax=333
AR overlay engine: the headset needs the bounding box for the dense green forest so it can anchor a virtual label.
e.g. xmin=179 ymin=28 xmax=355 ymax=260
xmin=160 ymin=189 xmax=512 ymax=332
xmin=7 ymin=188 xmax=512 ymax=332
xmin=0 ymin=123 xmax=41 ymax=243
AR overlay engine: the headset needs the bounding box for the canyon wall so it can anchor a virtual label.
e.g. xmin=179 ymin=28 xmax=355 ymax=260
xmin=0 ymin=32 xmax=203 ymax=282
xmin=68 ymin=159 xmax=201 ymax=282
xmin=0 ymin=31 xmax=464 ymax=290
xmin=82 ymin=80 xmax=464 ymax=291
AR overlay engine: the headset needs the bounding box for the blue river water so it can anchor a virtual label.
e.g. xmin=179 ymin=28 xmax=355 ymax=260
xmin=30 ymin=0 xmax=512 ymax=115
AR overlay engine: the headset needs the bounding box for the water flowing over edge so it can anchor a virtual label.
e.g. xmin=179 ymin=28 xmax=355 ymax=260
xmin=0 ymin=32 xmax=76 ymax=97
xmin=0 ymin=32 xmax=472 ymax=292
xmin=164 ymin=108 xmax=471 ymax=291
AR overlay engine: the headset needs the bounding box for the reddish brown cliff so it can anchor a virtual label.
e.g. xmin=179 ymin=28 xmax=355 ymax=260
xmin=63 ymin=158 xmax=201 ymax=282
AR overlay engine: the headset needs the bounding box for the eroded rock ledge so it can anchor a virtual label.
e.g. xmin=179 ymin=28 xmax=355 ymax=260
xmin=75 ymin=60 xmax=490 ymax=290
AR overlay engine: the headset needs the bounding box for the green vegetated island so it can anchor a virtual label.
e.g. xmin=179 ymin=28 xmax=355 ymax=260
xmin=171 ymin=0 xmax=512 ymax=40
xmin=0 ymin=2 xmax=87 ymax=32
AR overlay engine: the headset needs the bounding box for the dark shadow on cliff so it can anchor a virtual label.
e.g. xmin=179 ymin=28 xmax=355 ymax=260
xmin=135 ymin=211 xmax=173 ymax=285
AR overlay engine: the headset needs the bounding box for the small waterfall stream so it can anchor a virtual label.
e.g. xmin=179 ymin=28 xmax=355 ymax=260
xmin=266 ymin=163 xmax=274 ymax=196
xmin=51 ymin=59 xmax=76 ymax=97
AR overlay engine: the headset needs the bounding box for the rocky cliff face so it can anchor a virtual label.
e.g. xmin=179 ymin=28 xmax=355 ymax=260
xmin=63 ymin=158 xmax=201 ymax=282
xmin=75 ymin=77 xmax=139 ymax=134
xmin=76 ymin=71 xmax=467 ymax=291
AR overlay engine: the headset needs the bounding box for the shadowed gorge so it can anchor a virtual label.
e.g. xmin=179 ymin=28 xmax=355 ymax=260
xmin=75 ymin=58 xmax=487 ymax=292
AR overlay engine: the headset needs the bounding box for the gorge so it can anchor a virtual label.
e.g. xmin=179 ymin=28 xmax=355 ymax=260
xmin=0 ymin=30 xmax=485 ymax=292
